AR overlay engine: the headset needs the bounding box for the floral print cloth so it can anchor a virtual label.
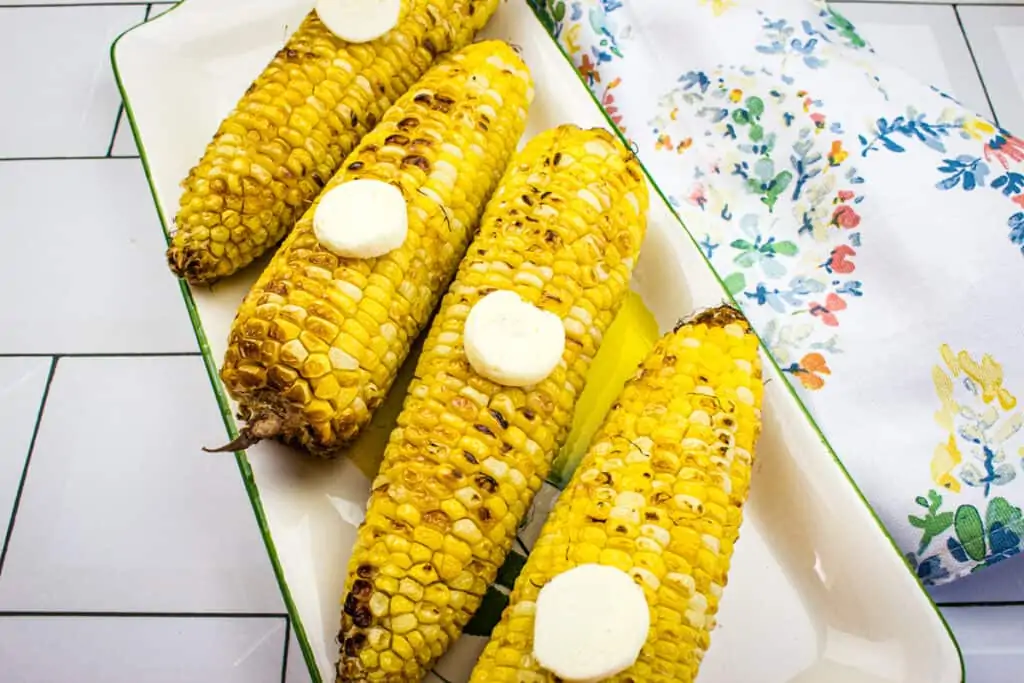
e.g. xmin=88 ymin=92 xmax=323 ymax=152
xmin=528 ymin=0 xmax=1024 ymax=585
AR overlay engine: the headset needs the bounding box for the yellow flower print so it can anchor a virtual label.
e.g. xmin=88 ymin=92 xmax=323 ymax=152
xmin=963 ymin=118 xmax=997 ymax=142
xmin=940 ymin=343 xmax=959 ymax=376
xmin=932 ymin=363 xmax=958 ymax=433
xmin=699 ymin=0 xmax=737 ymax=16
xmin=728 ymin=88 xmax=743 ymax=103
xmin=931 ymin=434 xmax=962 ymax=493
xmin=565 ymin=23 xmax=581 ymax=57
xmin=957 ymin=349 xmax=1017 ymax=410
xmin=931 ymin=344 xmax=1024 ymax=494
xmin=827 ymin=140 xmax=849 ymax=166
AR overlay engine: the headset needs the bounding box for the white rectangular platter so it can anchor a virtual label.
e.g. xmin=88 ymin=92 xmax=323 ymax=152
xmin=111 ymin=1 xmax=965 ymax=682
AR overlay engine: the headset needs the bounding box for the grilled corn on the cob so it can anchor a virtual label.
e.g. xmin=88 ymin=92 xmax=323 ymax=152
xmin=334 ymin=124 xmax=650 ymax=682
xmin=469 ymin=304 xmax=765 ymax=683
xmin=213 ymin=41 xmax=533 ymax=457
xmin=167 ymin=0 xmax=500 ymax=285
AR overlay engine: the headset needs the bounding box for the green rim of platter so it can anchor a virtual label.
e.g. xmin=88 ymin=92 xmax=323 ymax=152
xmin=109 ymin=3 xmax=966 ymax=682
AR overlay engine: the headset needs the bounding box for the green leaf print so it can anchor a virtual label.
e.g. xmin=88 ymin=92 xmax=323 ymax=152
xmin=732 ymin=109 xmax=750 ymax=125
xmin=553 ymin=0 xmax=565 ymax=22
xmin=986 ymin=497 xmax=1024 ymax=538
xmin=746 ymin=96 xmax=765 ymax=118
xmin=954 ymin=504 xmax=987 ymax=562
xmin=723 ymin=272 xmax=746 ymax=295
xmin=749 ymin=125 xmax=765 ymax=142
xmin=773 ymin=241 xmax=799 ymax=257
xmin=908 ymin=489 xmax=955 ymax=554
xmin=827 ymin=7 xmax=868 ymax=49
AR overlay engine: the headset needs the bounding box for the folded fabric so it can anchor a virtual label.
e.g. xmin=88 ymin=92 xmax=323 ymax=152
xmin=529 ymin=0 xmax=1024 ymax=585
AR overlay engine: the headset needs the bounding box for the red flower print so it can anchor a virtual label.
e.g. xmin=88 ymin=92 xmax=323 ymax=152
xmin=809 ymin=293 xmax=847 ymax=327
xmin=601 ymin=78 xmax=624 ymax=131
xmin=831 ymin=204 xmax=861 ymax=229
xmin=1014 ymin=194 xmax=1024 ymax=210
xmin=810 ymin=113 xmax=826 ymax=130
xmin=824 ymin=245 xmax=856 ymax=274
xmin=795 ymin=353 xmax=831 ymax=390
xmin=983 ymin=134 xmax=1024 ymax=170
xmin=578 ymin=55 xmax=600 ymax=85
xmin=689 ymin=183 xmax=708 ymax=209
xmin=837 ymin=190 xmax=854 ymax=202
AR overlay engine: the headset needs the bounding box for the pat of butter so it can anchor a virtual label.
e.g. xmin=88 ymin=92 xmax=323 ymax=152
xmin=533 ymin=563 xmax=650 ymax=682
xmin=312 ymin=179 xmax=408 ymax=259
xmin=315 ymin=0 xmax=403 ymax=44
xmin=463 ymin=289 xmax=565 ymax=387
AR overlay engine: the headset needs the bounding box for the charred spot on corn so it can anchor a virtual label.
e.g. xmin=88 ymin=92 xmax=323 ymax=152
xmin=216 ymin=39 xmax=533 ymax=458
xmin=334 ymin=125 xmax=650 ymax=681
xmin=167 ymin=0 xmax=503 ymax=285
xmin=467 ymin=302 xmax=764 ymax=683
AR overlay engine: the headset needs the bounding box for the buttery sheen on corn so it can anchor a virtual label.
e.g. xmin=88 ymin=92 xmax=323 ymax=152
xmin=216 ymin=41 xmax=533 ymax=457
xmin=469 ymin=305 xmax=765 ymax=683
xmin=167 ymin=0 xmax=499 ymax=284
xmin=334 ymin=125 xmax=649 ymax=682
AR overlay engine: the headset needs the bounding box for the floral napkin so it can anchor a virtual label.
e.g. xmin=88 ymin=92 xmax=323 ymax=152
xmin=528 ymin=0 xmax=1024 ymax=585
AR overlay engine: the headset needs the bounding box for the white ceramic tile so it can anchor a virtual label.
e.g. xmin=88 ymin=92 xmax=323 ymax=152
xmin=833 ymin=2 xmax=994 ymax=120
xmin=0 ymin=615 xmax=286 ymax=683
xmin=110 ymin=109 xmax=139 ymax=157
xmin=0 ymin=159 xmax=197 ymax=354
xmin=0 ymin=358 xmax=51 ymax=537
xmin=285 ymin=625 xmax=313 ymax=683
xmin=959 ymin=7 xmax=1024 ymax=134
xmin=929 ymin=553 xmax=1024 ymax=605
xmin=941 ymin=605 xmax=1024 ymax=682
xmin=0 ymin=356 xmax=283 ymax=613
xmin=0 ymin=0 xmax=170 ymax=6
xmin=0 ymin=5 xmax=146 ymax=158
xmin=149 ymin=3 xmax=177 ymax=20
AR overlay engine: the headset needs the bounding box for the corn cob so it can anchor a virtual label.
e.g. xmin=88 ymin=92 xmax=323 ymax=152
xmin=334 ymin=125 xmax=650 ymax=682
xmin=211 ymin=41 xmax=533 ymax=457
xmin=167 ymin=0 xmax=500 ymax=285
xmin=469 ymin=304 xmax=765 ymax=683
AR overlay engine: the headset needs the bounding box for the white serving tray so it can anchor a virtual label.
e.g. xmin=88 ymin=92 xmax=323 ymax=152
xmin=111 ymin=1 xmax=965 ymax=681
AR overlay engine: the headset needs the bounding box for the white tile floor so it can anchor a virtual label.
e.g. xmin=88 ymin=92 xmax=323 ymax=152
xmin=1 ymin=1 xmax=1023 ymax=681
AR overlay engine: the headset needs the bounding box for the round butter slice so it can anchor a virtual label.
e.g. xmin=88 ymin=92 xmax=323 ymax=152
xmin=312 ymin=179 xmax=408 ymax=259
xmin=463 ymin=289 xmax=565 ymax=387
xmin=533 ymin=563 xmax=650 ymax=683
xmin=315 ymin=0 xmax=402 ymax=44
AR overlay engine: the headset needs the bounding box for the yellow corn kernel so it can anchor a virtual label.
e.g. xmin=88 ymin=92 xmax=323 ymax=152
xmin=469 ymin=305 xmax=764 ymax=683
xmin=333 ymin=124 xmax=650 ymax=681
xmin=217 ymin=37 xmax=532 ymax=458
xmin=168 ymin=0 xmax=496 ymax=285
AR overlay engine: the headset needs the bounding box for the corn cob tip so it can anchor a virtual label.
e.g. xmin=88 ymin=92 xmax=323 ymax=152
xmin=201 ymin=413 xmax=283 ymax=453
xmin=166 ymin=242 xmax=217 ymax=285
xmin=675 ymin=302 xmax=751 ymax=334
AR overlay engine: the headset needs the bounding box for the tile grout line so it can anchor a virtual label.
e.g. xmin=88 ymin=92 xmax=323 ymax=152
xmin=937 ymin=600 xmax=1024 ymax=608
xmin=953 ymin=4 xmax=1002 ymax=128
xmin=105 ymin=105 xmax=125 ymax=158
xmin=280 ymin=617 xmax=292 ymax=683
xmin=0 ymin=156 xmax=139 ymax=162
xmin=0 ymin=2 xmax=175 ymax=8
xmin=0 ymin=610 xmax=291 ymax=619
xmin=0 ymin=357 xmax=59 ymax=581
xmin=835 ymin=0 xmax=1024 ymax=5
xmin=0 ymin=352 xmax=200 ymax=359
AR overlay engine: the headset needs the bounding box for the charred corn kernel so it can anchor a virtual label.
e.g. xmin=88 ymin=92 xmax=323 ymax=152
xmin=335 ymin=125 xmax=649 ymax=682
xmin=469 ymin=305 xmax=765 ymax=683
xmin=216 ymin=41 xmax=533 ymax=458
xmin=167 ymin=0 xmax=500 ymax=284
